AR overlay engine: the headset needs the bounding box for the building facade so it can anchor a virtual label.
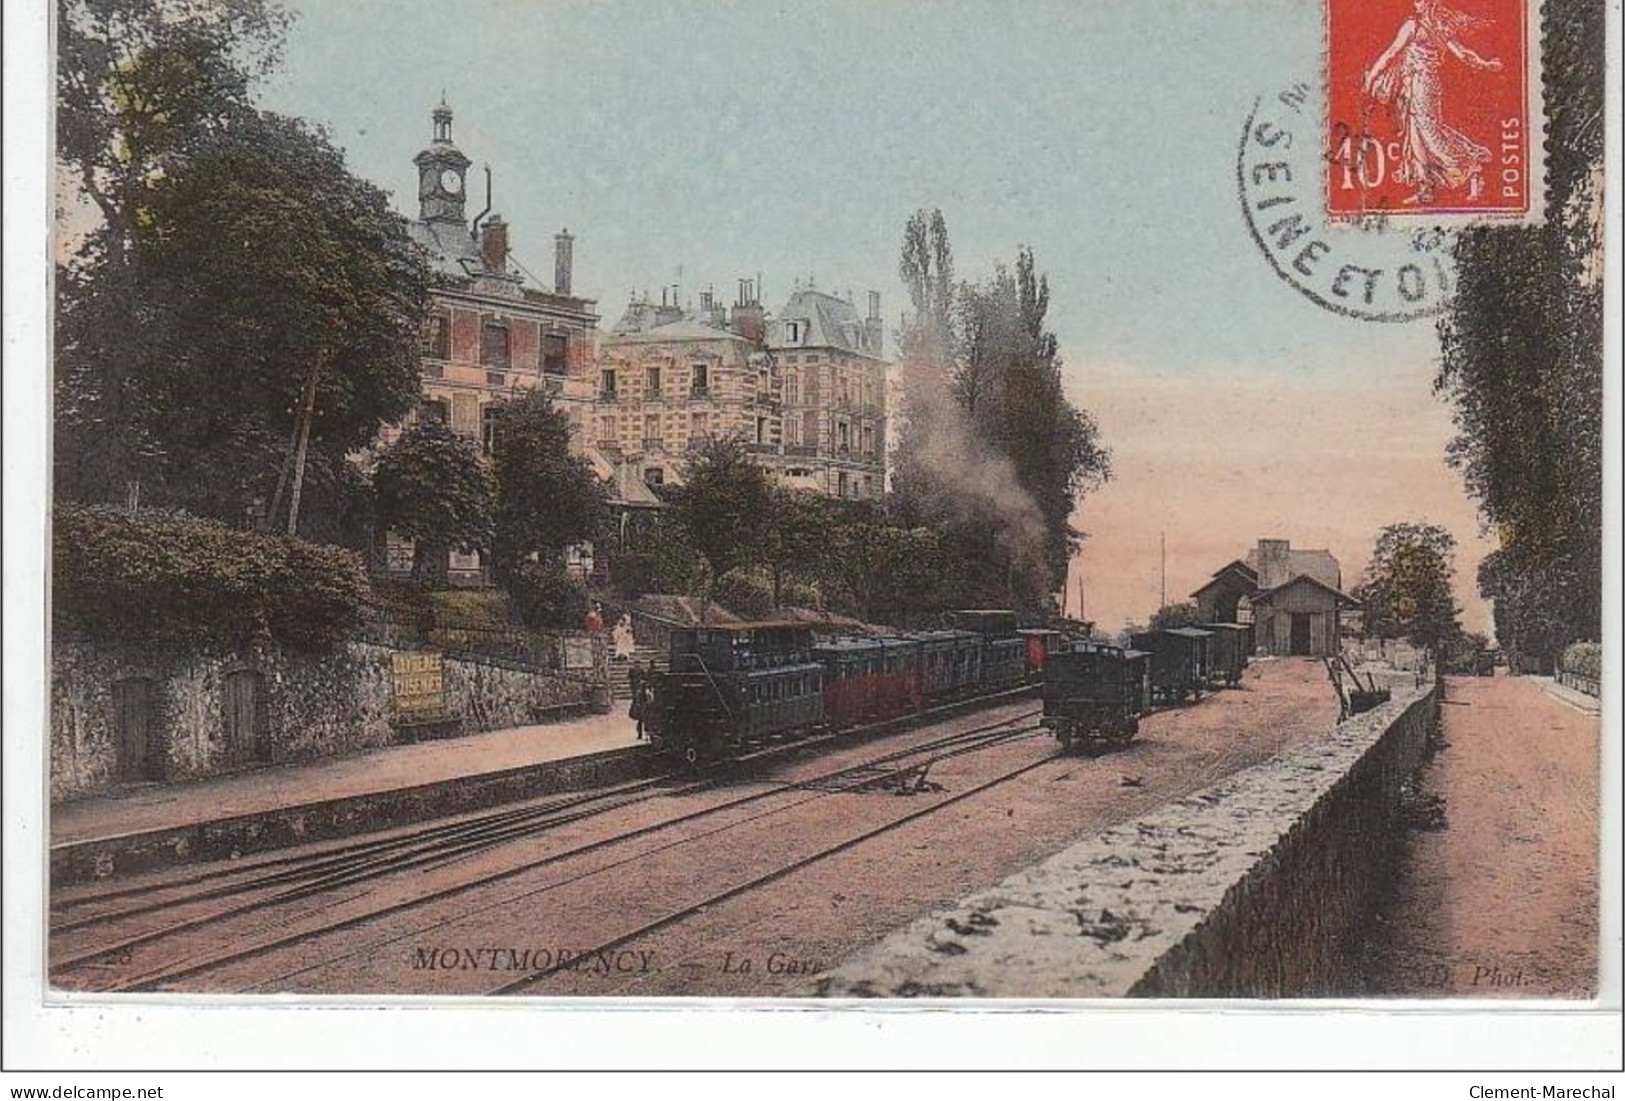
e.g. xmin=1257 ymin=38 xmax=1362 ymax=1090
xmin=1192 ymin=538 xmax=1359 ymax=658
xmin=385 ymin=101 xmax=602 ymax=580
xmin=598 ymin=281 xmax=888 ymax=501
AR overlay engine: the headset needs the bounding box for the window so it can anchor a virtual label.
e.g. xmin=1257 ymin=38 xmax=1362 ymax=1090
xmin=643 ymin=414 xmax=661 ymax=449
xmin=837 ymin=471 xmax=850 ymax=498
xmin=755 ymin=417 xmax=766 ymax=444
xmin=481 ymin=322 xmax=510 ymax=369
xmin=786 ymin=370 xmax=800 ymax=404
xmin=600 ymin=369 xmax=617 ymax=399
xmin=646 ymin=366 xmax=662 ymax=395
xmin=645 ymin=467 xmax=664 ymax=487
xmin=837 ymin=421 xmax=851 ymax=452
xmin=785 ymin=321 xmax=802 ymax=344
xmin=482 ymin=404 xmax=500 ymax=454
xmin=691 ymin=363 xmax=709 ymax=395
xmin=422 ymin=315 xmax=450 ymax=360
xmin=598 ymin=415 xmax=618 ymax=447
xmin=420 ymin=398 xmax=450 ymax=425
xmin=542 ymin=333 xmax=568 ymax=375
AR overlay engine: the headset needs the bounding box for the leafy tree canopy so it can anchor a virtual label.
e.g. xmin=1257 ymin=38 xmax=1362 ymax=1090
xmin=1148 ymin=602 xmax=1202 ymax=631
xmin=488 ymin=388 xmax=607 ymax=580
xmin=1360 ymin=522 xmax=1463 ymax=651
xmin=1434 ymin=0 xmax=1603 ymax=657
xmin=373 ymin=422 xmax=493 ymax=585
xmin=672 ymin=437 xmax=775 ymax=582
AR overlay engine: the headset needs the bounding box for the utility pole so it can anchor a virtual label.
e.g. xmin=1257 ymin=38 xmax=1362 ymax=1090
xmin=1160 ymin=531 xmax=1166 ymax=611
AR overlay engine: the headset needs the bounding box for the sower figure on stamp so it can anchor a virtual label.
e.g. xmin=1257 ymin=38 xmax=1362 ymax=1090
xmin=1363 ymin=0 xmax=1503 ymax=204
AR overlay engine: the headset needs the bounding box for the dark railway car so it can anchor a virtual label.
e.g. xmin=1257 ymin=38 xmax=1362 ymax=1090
xmin=814 ymin=637 xmax=923 ymax=729
xmin=1041 ymin=644 xmax=1152 ymax=752
xmin=645 ymin=621 xmax=824 ymax=763
xmin=981 ymin=634 xmax=1027 ymax=692
xmin=1200 ymin=623 xmax=1249 ymax=688
xmin=1130 ymin=627 xmax=1213 ymax=704
xmin=908 ymin=630 xmax=984 ymax=698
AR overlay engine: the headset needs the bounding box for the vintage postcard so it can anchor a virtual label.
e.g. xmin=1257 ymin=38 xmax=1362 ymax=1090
xmin=7 ymin=0 xmax=1618 ymax=1075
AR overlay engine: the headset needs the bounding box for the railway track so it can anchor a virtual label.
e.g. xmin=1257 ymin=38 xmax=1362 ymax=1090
xmin=485 ymin=746 xmax=1064 ymax=996
xmin=50 ymin=706 xmax=1044 ymax=993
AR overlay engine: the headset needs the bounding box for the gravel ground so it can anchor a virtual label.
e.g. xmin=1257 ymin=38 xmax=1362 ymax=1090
xmin=1359 ymin=672 xmax=1599 ymax=998
xmin=83 ymin=659 xmax=1338 ymax=997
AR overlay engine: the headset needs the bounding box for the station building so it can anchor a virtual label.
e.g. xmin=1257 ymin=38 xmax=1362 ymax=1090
xmin=1191 ymin=538 xmax=1360 ymax=657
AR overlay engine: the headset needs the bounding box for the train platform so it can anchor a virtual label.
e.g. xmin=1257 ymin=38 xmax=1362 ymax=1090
xmin=50 ymin=709 xmax=647 ymax=885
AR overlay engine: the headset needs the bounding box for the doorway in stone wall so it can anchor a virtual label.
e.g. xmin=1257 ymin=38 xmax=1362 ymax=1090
xmin=112 ymin=676 xmax=163 ymax=782
xmin=223 ymin=669 xmax=270 ymax=766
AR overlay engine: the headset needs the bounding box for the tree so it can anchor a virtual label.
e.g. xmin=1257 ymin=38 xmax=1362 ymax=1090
xmin=488 ymin=388 xmax=607 ymax=582
xmin=821 ymin=520 xmax=947 ymax=625
xmin=372 ymin=423 xmax=492 ymax=587
xmin=55 ymin=0 xmax=291 ymax=494
xmin=1434 ymin=0 xmax=1603 ymax=660
xmin=892 ymin=211 xmax=1110 ymax=612
xmin=759 ymin=489 xmax=829 ymax=609
xmin=1361 ymin=523 xmax=1463 ymax=651
xmin=672 ymin=438 xmax=774 ymax=586
xmin=56 ymin=107 xmax=432 ymax=538
xmin=1148 ymin=602 xmax=1202 ymax=631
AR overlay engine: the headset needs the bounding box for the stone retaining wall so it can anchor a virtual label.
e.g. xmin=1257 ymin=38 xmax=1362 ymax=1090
xmin=818 ymin=678 xmax=1438 ymax=998
xmin=51 ymin=640 xmax=603 ymax=803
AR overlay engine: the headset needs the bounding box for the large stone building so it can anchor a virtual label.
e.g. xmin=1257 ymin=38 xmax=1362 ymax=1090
xmin=387 ymin=102 xmax=891 ymax=585
xmin=1191 ymin=538 xmax=1360 ymax=657
xmin=386 ymin=101 xmax=601 ymax=580
xmin=599 ymin=280 xmax=889 ymax=501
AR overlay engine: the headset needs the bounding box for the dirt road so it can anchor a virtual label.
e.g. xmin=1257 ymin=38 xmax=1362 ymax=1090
xmin=1362 ymin=673 xmax=1600 ymax=997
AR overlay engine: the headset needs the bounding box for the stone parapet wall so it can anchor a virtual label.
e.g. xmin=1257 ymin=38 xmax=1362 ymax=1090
xmin=441 ymin=652 xmax=598 ymax=732
xmin=818 ymin=680 xmax=1438 ymax=998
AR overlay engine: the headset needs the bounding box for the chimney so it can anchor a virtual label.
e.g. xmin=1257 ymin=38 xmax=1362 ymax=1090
xmin=864 ymin=291 xmax=883 ymax=355
xmin=726 ymin=278 xmax=761 ymax=342
xmin=554 ymin=228 xmax=574 ymax=296
xmin=1257 ymin=538 xmax=1292 ymax=589
xmin=480 ymin=215 xmax=508 ymax=275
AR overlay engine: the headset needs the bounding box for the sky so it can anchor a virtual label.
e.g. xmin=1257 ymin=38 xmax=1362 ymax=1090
xmin=253 ymin=0 xmax=1491 ymax=632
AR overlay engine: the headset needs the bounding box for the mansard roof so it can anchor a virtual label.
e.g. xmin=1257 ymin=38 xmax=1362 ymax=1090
xmin=768 ymin=288 xmax=877 ymax=356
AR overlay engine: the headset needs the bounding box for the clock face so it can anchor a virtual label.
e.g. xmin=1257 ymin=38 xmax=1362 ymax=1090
xmin=440 ymin=168 xmax=462 ymax=195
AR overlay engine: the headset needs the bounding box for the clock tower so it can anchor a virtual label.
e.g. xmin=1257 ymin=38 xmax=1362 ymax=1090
xmin=413 ymin=97 xmax=472 ymax=225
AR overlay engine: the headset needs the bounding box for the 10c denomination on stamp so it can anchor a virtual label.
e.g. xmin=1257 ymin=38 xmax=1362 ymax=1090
xmin=1326 ymin=0 xmax=1540 ymax=220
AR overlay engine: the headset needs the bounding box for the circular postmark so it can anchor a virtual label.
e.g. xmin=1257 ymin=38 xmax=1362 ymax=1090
xmin=1238 ymin=84 xmax=1457 ymax=322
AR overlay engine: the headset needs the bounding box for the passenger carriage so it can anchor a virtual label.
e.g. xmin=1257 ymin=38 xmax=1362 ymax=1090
xmin=814 ymin=637 xmax=924 ymax=729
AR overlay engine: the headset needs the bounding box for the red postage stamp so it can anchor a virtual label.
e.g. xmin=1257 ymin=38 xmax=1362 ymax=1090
xmin=1326 ymin=0 xmax=1535 ymax=218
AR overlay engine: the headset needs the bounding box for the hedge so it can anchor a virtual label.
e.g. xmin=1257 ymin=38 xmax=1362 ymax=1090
xmin=1559 ymin=642 xmax=1601 ymax=682
xmin=53 ymin=505 xmax=368 ymax=652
